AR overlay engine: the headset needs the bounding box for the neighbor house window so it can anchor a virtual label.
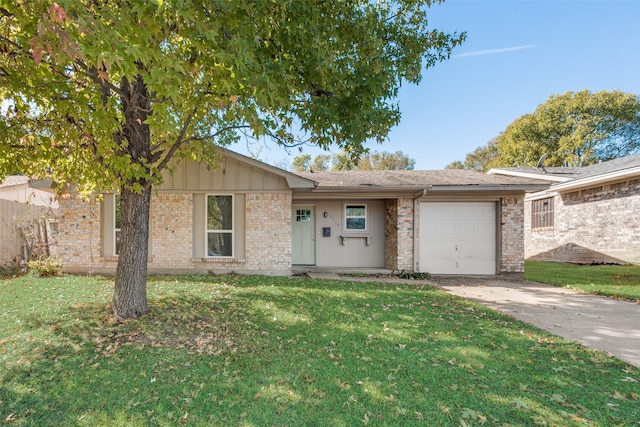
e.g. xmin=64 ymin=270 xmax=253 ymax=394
xmin=345 ymin=204 xmax=367 ymax=230
xmin=532 ymin=197 xmax=554 ymax=229
xmin=207 ymin=195 xmax=233 ymax=257
xmin=114 ymin=194 xmax=121 ymax=255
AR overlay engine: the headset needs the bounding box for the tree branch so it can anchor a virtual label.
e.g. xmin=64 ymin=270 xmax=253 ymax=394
xmin=154 ymin=106 xmax=200 ymax=172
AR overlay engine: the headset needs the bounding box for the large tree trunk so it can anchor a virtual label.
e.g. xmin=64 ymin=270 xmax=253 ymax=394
xmin=112 ymin=73 xmax=153 ymax=320
xmin=112 ymin=185 xmax=151 ymax=319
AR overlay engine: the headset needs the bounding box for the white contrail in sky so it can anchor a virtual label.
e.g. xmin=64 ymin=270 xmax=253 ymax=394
xmin=454 ymin=45 xmax=536 ymax=58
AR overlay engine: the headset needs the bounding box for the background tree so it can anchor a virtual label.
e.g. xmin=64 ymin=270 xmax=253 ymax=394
xmin=330 ymin=151 xmax=359 ymax=171
xmin=0 ymin=1 xmax=464 ymax=319
xmin=494 ymin=90 xmax=640 ymax=168
xmin=445 ymin=138 xmax=498 ymax=172
xmin=311 ymin=154 xmax=332 ymax=172
xmin=291 ymin=153 xmax=331 ymax=172
xmin=357 ymin=150 xmax=415 ymax=170
xmin=292 ymin=150 xmax=415 ymax=171
xmin=291 ymin=154 xmax=312 ymax=172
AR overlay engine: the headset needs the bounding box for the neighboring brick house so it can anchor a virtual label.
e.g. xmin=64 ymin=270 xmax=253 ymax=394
xmin=55 ymin=148 xmax=548 ymax=276
xmin=489 ymin=153 xmax=640 ymax=265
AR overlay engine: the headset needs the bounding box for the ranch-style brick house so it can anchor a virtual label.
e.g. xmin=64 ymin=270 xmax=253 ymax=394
xmin=55 ymin=148 xmax=549 ymax=276
xmin=489 ymin=153 xmax=640 ymax=265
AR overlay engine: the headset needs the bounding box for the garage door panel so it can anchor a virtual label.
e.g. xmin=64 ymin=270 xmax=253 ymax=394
xmin=422 ymin=239 xmax=457 ymax=257
xmin=420 ymin=202 xmax=496 ymax=275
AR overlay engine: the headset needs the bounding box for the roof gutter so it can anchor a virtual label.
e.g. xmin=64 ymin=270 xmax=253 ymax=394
xmin=308 ymin=185 xmax=434 ymax=193
xmin=414 ymin=186 xmax=431 ymax=200
xmin=428 ymin=184 xmax=550 ymax=192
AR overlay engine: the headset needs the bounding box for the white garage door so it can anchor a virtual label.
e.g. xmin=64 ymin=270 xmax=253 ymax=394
xmin=420 ymin=202 xmax=496 ymax=275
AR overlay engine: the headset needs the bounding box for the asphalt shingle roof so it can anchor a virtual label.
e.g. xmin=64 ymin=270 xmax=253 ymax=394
xmin=295 ymin=169 xmax=549 ymax=189
xmin=572 ymin=152 xmax=640 ymax=179
xmin=493 ymin=152 xmax=640 ymax=181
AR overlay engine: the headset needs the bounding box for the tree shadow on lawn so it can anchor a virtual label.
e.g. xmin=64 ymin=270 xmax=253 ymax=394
xmin=1 ymin=276 xmax=638 ymax=426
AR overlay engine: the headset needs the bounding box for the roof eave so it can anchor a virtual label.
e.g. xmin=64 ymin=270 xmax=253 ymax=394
xmin=28 ymin=179 xmax=57 ymax=193
xmin=550 ymin=166 xmax=640 ymax=192
xmin=429 ymin=184 xmax=551 ymax=192
xmin=487 ymin=168 xmax=573 ymax=182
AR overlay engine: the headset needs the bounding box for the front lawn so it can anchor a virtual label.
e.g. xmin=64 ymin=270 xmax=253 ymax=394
xmin=1 ymin=274 xmax=638 ymax=426
xmin=525 ymin=260 xmax=640 ymax=302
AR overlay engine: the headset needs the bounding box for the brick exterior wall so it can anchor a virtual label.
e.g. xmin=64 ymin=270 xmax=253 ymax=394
xmin=384 ymin=198 xmax=414 ymax=271
xmin=526 ymin=179 xmax=640 ymax=264
xmin=56 ymin=191 xmax=528 ymax=275
xmin=500 ymin=197 xmax=525 ymax=273
xmin=57 ymin=191 xmax=292 ymax=275
xmin=56 ymin=194 xmax=103 ymax=269
xmin=396 ymin=198 xmax=415 ymax=271
xmin=150 ymin=194 xmax=193 ymax=270
xmin=243 ymin=192 xmax=292 ymax=273
xmin=384 ymin=199 xmax=398 ymax=269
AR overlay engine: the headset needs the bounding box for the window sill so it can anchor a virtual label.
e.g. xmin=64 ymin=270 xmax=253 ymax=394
xmin=100 ymin=256 xmax=155 ymax=263
xmin=340 ymin=234 xmax=372 ymax=246
xmin=192 ymin=258 xmax=246 ymax=264
xmin=531 ymin=226 xmax=554 ymax=232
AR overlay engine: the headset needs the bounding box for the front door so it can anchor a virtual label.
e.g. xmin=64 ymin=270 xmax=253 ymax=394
xmin=292 ymin=206 xmax=315 ymax=265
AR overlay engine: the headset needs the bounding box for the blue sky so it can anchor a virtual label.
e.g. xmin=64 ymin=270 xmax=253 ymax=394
xmin=230 ymin=0 xmax=640 ymax=170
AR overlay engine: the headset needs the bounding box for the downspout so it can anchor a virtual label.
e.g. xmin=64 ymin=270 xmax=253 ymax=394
xmin=412 ymin=187 xmax=431 ymax=272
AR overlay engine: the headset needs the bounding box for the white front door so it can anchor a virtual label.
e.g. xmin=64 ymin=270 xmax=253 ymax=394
xmin=292 ymin=206 xmax=315 ymax=265
xmin=420 ymin=202 xmax=497 ymax=274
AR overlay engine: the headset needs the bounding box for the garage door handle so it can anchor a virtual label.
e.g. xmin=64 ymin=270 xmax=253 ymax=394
xmin=455 ymin=244 xmax=458 ymax=251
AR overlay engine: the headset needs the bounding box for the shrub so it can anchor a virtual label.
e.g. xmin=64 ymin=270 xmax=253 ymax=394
xmin=28 ymin=258 xmax=63 ymax=277
xmin=395 ymin=270 xmax=431 ymax=280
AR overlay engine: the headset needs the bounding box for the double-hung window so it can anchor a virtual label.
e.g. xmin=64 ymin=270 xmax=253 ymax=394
xmin=207 ymin=195 xmax=233 ymax=257
xmin=345 ymin=204 xmax=367 ymax=231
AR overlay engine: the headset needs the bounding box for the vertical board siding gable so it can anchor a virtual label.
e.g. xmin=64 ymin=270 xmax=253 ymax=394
xmin=159 ymin=157 xmax=289 ymax=192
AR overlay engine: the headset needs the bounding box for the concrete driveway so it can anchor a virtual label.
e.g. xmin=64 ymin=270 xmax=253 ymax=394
xmin=433 ymin=276 xmax=640 ymax=368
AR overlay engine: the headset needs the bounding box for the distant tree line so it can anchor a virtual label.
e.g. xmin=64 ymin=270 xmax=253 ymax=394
xmin=292 ymin=150 xmax=415 ymax=171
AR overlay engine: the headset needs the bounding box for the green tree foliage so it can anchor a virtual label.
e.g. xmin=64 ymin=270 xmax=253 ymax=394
xmin=495 ymin=90 xmax=640 ymax=167
xmin=291 ymin=153 xmax=332 ymax=172
xmin=291 ymin=154 xmax=312 ymax=172
xmin=445 ymin=138 xmax=498 ymax=172
xmin=357 ymin=150 xmax=415 ymax=170
xmin=292 ymin=150 xmax=415 ymax=171
xmin=331 ymin=151 xmax=359 ymax=171
xmin=448 ymin=90 xmax=640 ymax=170
xmin=0 ymin=0 xmax=464 ymax=319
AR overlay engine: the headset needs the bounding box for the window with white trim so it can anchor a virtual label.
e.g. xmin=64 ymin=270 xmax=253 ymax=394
xmin=345 ymin=204 xmax=367 ymax=231
xmin=207 ymin=195 xmax=233 ymax=257
xmin=114 ymin=194 xmax=121 ymax=255
xmin=531 ymin=197 xmax=554 ymax=229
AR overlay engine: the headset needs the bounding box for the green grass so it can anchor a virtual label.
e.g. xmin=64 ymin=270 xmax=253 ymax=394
xmin=1 ymin=274 xmax=639 ymax=426
xmin=525 ymin=260 xmax=640 ymax=302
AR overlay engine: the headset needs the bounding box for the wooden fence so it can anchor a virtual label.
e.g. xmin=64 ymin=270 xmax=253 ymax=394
xmin=0 ymin=199 xmax=57 ymax=275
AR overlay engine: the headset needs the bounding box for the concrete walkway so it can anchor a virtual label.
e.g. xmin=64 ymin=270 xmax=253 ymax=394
xmin=307 ymin=272 xmax=640 ymax=367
